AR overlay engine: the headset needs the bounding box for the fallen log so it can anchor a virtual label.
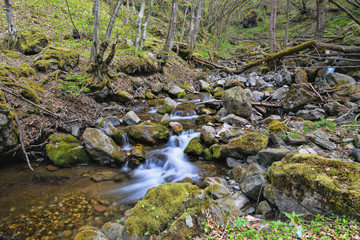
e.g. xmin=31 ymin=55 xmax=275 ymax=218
xmin=234 ymin=40 xmax=360 ymax=74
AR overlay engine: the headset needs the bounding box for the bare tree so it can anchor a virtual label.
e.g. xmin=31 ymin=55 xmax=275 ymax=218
xmin=4 ymin=0 xmax=16 ymax=40
xmin=139 ymin=0 xmax=154 ymax=47
xmin=188 ymin=0 xmax=203 ymax=51
xmin=186 ymin=0 xmax=196 ymax=45
xmin=285 ymin=0 xmax=291 ymax=45
xmin=269 ymin=0 xmax=277 ymax=54
xmin=179 ymin=3 xmax=189 ymax=42
xmin=164 ymin=0 xmax=179 ymax=52
xmin=106 ymin=0 xmax=123 ymax=41
xmin=90 ymin=0 xmax=100 ymax=62
xmin=315 ymin=0 xmax=327 ymax=40
xmin=134 ymin=0 xmax=146 ymax=47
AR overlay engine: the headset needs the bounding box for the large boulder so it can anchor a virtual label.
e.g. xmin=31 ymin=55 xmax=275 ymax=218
xmin=270 ymin=154 xmax=360 ymax=216
xmin=200 ymin=126 xmax=216 ymax=146
xmin=0 ymin=93 xmax=18 ymax=153
xmin=46 ymin=133 xmax=89 ymax=167
xmin=239 ymin=163 xmax=266 ymax=199
xmin=184 ymin=137 xmax=203 ymax=156
xmin=282 ymin=84 xmax=316 ymax=112
xmin=83 ymin=128 xmax=126 ymax=165
xmin=221 ymin=131 xmax=268 ymax=159
xmin=17 ymin=30 xmax=48 ymax=55
xmin=32 ymin=47 xmax=79 ymax=72
xmin=126 ymin=122 xmax=170 ymax=146
xmin=222 ymin=86 xmax=252 ymax=118
xmin=324 ymin=72 xmax=356 ymax=86
xmin=256 ymin=148 xmax=294 ymax=168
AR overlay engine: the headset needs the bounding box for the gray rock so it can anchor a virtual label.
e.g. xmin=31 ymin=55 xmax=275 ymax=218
xmin=286 ymin=134 xmax=307 ymax=145
xmin=123 ymin=111 xmax=140 ymax=125
xmin=223 ymin=86 xmax=252 ymax=118
xmin=296 ymin=108 xmax=326 ymax=121
xmin=83 ymin=128 xmax=125 ymax=165
xmin=70 ymin=122 xmax=83 ymax=138
xmin=97 ymin=116 xmax=122 ymax=129
xmin=256 ymin=148 xmax=293 ymax=167
xmin=232 ymin=192 xmax=249 ymax=210
xmin=206 ymin=184 xmax=240 ymax=215
xmin=97 ymin=86 xmax=110 ymax=99
xmin=220 ymin=114 xmax=249 ymax=126
xmin=354 ymin=135 xmax=360 ymax=148
xmin=200 ymin=80 xmax=212 ymax=91
xmin=164 ymin=97 xmax=178 ymax=109
xmin=349 ymin=149 xmax=360 ymax=162
xmin=325 ymin=72 xmax=356 ymax=86
xmin=0 ymin=107 xmax=18 ymax=153
xmin=200 ymin=93 xmax=212 ymax=102
xmin=200 ymin=125 xmax=216 ymax=146
xmin=216 ymin=107 xmax=228 ymax=118
xmin=256 ymin=78 xmax=267 ymax=89
xmin=251 ymin=91 xmax=264 ymax=102
xmin=161 ymin=113 xmax=170 ymax=123
xmin=282 ymin=84 xmax=316 ymax=111
xmin=250 ymin=110 xmax=263 ymax=122
xmin=307 ymin=129 xmax=336 ymax=150
xmin=258 ymin=200 xmax=272 ymax=215
xmin=280 ymin=70 xmax=292 ymax=85
xmin=101 ymin=222 xmax=124 ymax=240
xmin=324 ymin=102 xmax=349 ymax=116
xmin=263 ymin=184 xmax=275 ymax=205
xmin=152 ymin=82 xmax=164 ymax=94
xmin=226 ymin=157 xmax=238 ymax=168
xmin=239 ymin=163 xmax=266 ymax=199
xmin=168 ymin=85 xmax=185 ymax=97
xmin=272 ymin=87 xmax=287 ymax=100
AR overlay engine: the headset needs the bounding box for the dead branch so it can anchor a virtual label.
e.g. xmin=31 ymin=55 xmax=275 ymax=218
xmin=329 ymin=0 xmax=360 ymax=26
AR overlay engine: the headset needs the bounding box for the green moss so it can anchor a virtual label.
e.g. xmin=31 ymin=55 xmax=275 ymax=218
xmin=32 ymin=47 xmax=79 ymax=72
xmin=18 ymin=30 xmax=48 ymax=54
xmin=209 ymin=144 xmax=222 ymax=160
xmin=0 ymin=64 xmax=21 ymax=77
xmin=2 ymin=49 xmax=20 ymax=58
xmin=0 ymin=68 xmax=8 ymax=77
xmin=126 ymin=122 xmax=170 ymax=146
xmin=123 ymin=183 xmax=201 ymax=237
xmin=269 ymin=120 xmax=290 ymax=133
xmin=0 ymin=90 xmax=6 ymax=104
xmin=270 ymin=154 xmax=360 ymax=216
xmin=46 ymin=133 xmax=89 ymax=167
xmin=3 ymin=82 xmax=41 ymax=104
xmin=145 ymin=91 xmax=156 ymax=100
xmin=204 ymin=184 xmax=221 ymax=195
xmin=226 ymin=131 xmax=268 ymax=156
xmin=177 ymin=92 xmax=186 ymax=99
xmin=33 ymin=59 xmax=51 ymax=72
xmin=180 ymin=83 xmax=192 ymax=91
xmin=195 ymin=115 xmax=216 ymax=124
xmin=202 ymin=148 xmax=213 ymax=161
xmin=184 ymin=137 xmax=203 ymax=156
xmin=157 ymin=105 xmax=174 ymax=114
xmin=112 ymin=90 xmax=133 ymax=103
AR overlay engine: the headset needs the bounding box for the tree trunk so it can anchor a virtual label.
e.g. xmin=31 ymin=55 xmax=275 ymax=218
xmin=126 ymin=0 xmax=130 ymax=24
xmin=186 ymin=0 xmax=196 ymax=46
xmin=329 ymin=0 xmax=360 ymax=26
xmin=189 ymin=0 xmax=203 ymax=51
xmin=4 ymin=0 xmax=16 ymax=40
xmin=269 ymin=0 xmax=277 ymax=54
xmin=134 ymin=0 xmax=146 ymax=48
xmin=301 ymin=0 xmax=308 ymax=13
xmin=90 ymin=0 xmax=100 ymax=62
xmin=285 ymin=0 xmax=291 ymax=45
xmin=315 ymin=0 xmax=327 ymax=40
xmin=139 ymin=0 xmax=153 ymax=47
xmin=164 ymin=0 xmax=179 ymax=52
xmin=106 ymin=0 xmax=123 ymax=41
xmin=179 ymin=4 xmax=189 ymax=42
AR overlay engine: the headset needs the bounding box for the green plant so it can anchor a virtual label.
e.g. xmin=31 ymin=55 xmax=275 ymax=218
xmin=57 ymin=72 xmax=90 ymax=97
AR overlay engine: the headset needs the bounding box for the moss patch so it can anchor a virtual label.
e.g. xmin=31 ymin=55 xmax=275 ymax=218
xmin=17 ymin=30 xmax=48 ymax=55
xmin=184 ymin=137 xmax=204 ymax=156
xmin=122 ymin=183 xmax=201 ymax=237
xmin=127 ymin=122 xmax=170 ymax=146
xmin=2 ymin=49 xmax=20 ymax=58
xmin=269 ymin=120 xmax=290 ymax=133
xmin=222 ymin=131 xmax=268 ymax=156
xmin=209 ymin=144 xmax=222 ymax=160
xmin=32 ymin=47 xmax=79 ymax=72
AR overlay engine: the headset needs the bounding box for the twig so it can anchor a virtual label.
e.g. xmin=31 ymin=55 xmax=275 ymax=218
xmin=305 ymin=83 xmax=324 ymax=102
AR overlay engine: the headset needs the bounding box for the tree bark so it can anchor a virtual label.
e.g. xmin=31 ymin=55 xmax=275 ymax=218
xmin=269 ymin=0 xmax=277 ymax=54
xmin=189 ymin=0 xmax=203 ymax=51
xmin=179 ymin=4 xmax=189 ymax=42
xmin=329 ymin=0 xmax=360 ymax=26
xmin=285 ymin=0 xmax=291 ymax=45
xmin=4 ymin=0 xmax=16 ymax=40
xmin=139 ymin=0 xmax=153 ymax=47
xmin=134 ymin=0 xmax=146 ymax=48
xmin=315 ymin=0 xmax=327 ymax=40
xmin=106 ymin=0 xmax=123 ymax=41
xmin=186 ymin=0 xmax=196 ymax=46
xmin=90 ymin=0 xmax=100 ymax=62
xmin=164 ymin=0 xmax=179 ymax=52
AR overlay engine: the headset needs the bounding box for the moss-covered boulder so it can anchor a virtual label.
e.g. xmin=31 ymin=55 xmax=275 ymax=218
xmin=46 ymin=133 xmax=89 ymax=167
xmin=209 ymin=144 xmax=222 ymax=160
xmin=126 ymin=122 xmax=170 ymax=146
xmin=0 ymin=92 xmax=18 ymax=153
xmin=83 ymin=128 xmax=126 ymax=165
xmin=184 ymin=137 xmax=204 ymax=156
xmin=32 ymin=47 xmax=79 ymax=72
xmin=282 ymin=84 xmax=316 ymax=112
xmin=116 ymin=53 xmax=161 ymax=74
xmin=17 ymin=30 xmax=48 ymax=55
xmin=221 ymin=131 xmax=268 ymax=159
xmin=269 ymin=120 xmax=290 ymax=133
xmin=112 ymin=90 xmax=133 ymax=103
xmin=222 ymin=86 xmax=252 ymax=119
xmin=270 ymin=154 xmax=360 ymax=217
xmin=122 ymin=183 xmax=203 ymax=239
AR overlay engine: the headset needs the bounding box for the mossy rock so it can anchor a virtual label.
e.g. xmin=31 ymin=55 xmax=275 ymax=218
xmin=184 ymin=137 xmax=203 ymax=156
xmin=32 ymin=47 xmax=79 ymax=72
xmin=221 ymin=131 xmax=268 ymax=158
xmin=177 ymin=92 xmax=186 ymax=99
xmin=126 ymin=122 xmax=170 ymax=146
xmin=2 ymin=49 xmax=20 ymax=58
xmin=112 ymin=90 xmax=133 ymax=103
xmin=209 ymin=144 xmax=222 ymax=160
xmin=145 ymin=91 xmax=156 ymax=100
xmin=269 ymin=120 xmax=290 ymax=133
xmin=157 ymin=105 xmax=174 ymax=115
xmin=270 ymin=154 xmax=360 ymax=217
xmin=282 ymin=84 xmax=316 ymax=112
xmin=19 ymin=64 xmax=36 ymax=77
xmin=122 ymin=183 xmax=202 ymax=238
xmin=0 ymin=64 xmax=21 ymax=77
xmin=17 ymin=30 xmax=48 ymax=55
xmin=202 ymin=148 xmax=213 ymax=161
xmin=195 ymin=115 xmax=216 ymax=124
xmin=46 ymin=133 xmax=89 ymax=167
xmin=117 ymin=53 xmax=161 ymax=75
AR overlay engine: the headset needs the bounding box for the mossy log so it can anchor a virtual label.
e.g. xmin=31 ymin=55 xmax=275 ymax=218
xmin=234 ymin=40 xmax=360 ymax=74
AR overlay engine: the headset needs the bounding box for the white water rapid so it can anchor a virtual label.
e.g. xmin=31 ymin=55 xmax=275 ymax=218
xmin=114 ymin=130 xmax=200 ymax=202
